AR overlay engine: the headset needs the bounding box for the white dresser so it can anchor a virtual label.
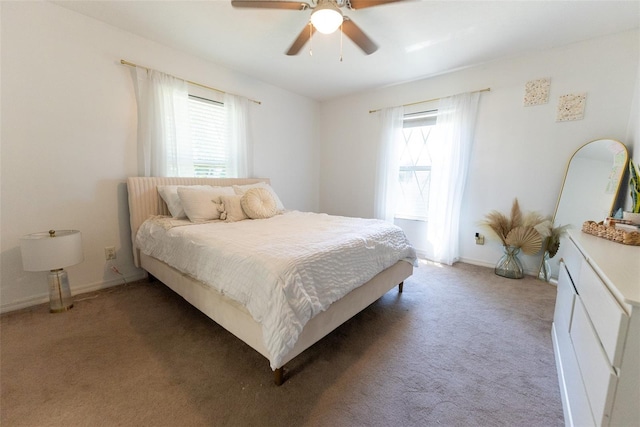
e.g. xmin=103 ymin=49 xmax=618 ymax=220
xmin=552 ymin=231 xmax=640 ymax=426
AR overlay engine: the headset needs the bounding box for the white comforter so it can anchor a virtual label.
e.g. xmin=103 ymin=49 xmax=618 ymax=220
xmin=136 ymin=211 xmax=416 ymax=369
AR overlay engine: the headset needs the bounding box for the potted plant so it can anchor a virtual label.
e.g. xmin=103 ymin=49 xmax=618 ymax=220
xmin=534 ymin=220 xmax=570 ymax=282
xmin=480 ymin=198 xmax=546 ymax=279
xmin=623 ymin=160 xmax=640 ymax=224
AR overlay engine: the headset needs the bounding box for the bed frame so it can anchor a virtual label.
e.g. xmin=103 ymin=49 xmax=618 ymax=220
xmin=127 ymin=177 xmax=413 ymax=385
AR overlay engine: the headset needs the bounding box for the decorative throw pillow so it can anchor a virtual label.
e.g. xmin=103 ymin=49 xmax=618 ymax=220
xmin=157 ymin=185 xmax=212 ymax=218
xmin=241 ymin=188 xmax=278 ymax=219
xmin=219 ymin=195 xmax=249 ymax=222
xmin=177 ymin=186 xmax=234 ymax=223
xmin=232 ymin=182 xmax=285 ymax=212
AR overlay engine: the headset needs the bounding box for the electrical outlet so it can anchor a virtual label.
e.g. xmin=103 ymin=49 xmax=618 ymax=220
xmin=105 ymin=246 xmax=116 ymax=260
xmin=475 ymin=233 xmax=485 ymax=245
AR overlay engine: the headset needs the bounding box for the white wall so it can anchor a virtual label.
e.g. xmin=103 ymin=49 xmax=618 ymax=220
xmin=2 ymin=3 xmax=636 ymax=312
xmin=0 ymin=1 xmax=319 ymax=312
xmin=319 ymin=30 xmax=639 ymax=274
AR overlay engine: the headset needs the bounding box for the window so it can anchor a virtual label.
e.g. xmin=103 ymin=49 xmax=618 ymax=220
xmin=187 ymin=95 xmax=229 ymax=177
xmin=395 ymin=110 xmax=437 ymax=221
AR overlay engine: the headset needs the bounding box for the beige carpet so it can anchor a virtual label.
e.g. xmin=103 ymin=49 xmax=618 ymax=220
xmin=1 ymin=261 xmax=563 ymax=426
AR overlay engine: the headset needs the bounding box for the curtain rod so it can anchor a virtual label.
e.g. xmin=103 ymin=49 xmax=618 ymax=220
xmin=120 ymin=59 xmax=262 ymax=105
xmin=368 ymin=87 xmax=490 ymax=114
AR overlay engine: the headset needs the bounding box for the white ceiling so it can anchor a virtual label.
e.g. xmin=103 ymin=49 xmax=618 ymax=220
xmin=54 ymin=0 xmax=640 ymax=101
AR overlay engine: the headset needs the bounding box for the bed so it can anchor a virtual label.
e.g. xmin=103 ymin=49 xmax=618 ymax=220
xmin=127 ymin=177 xmax=415 ymax=385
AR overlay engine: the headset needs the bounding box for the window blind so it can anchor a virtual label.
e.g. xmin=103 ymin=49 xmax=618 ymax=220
xmin=187 ymin=95 xmax=228 ymax=177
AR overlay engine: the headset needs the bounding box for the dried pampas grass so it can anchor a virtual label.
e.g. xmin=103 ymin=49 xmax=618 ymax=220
xmin=480 ymin=198 xmax=548 ymax=254
xmin=481 ymin=210 xmax=511 ymax=246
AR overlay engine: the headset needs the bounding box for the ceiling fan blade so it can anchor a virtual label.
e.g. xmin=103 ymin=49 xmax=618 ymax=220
xmin=341 ymin=18 xmax=378 ymax=54
xmin=347 ymin=0 xmax=405 ymax=10
xmin=231 ymin=0 xmax=310 ymax=10
xmin=286 ymin=24 xmax=316 ymax=55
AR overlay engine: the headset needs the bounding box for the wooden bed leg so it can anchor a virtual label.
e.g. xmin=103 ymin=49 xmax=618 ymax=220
xmin=274 ymin=368 xmax=284 ymax=386
xmin=398 ymin=282 xmax=404 ymax=293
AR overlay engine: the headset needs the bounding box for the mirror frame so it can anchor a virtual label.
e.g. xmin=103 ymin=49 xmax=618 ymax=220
xmin=541 ymin=138 xmax=629 ymax=280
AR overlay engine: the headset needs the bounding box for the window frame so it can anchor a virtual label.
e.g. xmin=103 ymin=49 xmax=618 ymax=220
xmin=394 ymin=109 xmax=438 ymax=222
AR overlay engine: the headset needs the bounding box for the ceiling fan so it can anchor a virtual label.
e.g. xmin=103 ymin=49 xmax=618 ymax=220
xmin=231 ymin=0 xmax=405 ymax=55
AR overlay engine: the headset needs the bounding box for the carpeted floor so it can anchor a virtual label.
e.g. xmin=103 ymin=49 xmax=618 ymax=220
xmin=1 ymin=261 xmax=564 ymax=426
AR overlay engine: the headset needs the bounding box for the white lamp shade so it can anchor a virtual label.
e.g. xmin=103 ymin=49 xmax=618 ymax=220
xmin=20 ymin=230 xmax=84 ymax=271
xmin=310 ymin=7 xmax=343 ymax=34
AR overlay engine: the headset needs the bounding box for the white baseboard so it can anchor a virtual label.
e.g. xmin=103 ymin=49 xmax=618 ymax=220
xmin=415 ymin=253 xmax=496 ymax=270
xmin=3 ymin=256 xmax=547 ymax=313
xmin=417 ymin=252 xmax=540 ymax=277
xmin=0 ymin=271 xmax=147 ymax=314
xmin=458 ymin=257 xmax=495 ymax=269
xmin=458 ymin=256 xmax=541 ymax=277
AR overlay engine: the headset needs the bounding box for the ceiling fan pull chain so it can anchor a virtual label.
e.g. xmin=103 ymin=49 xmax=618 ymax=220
xmin=309 ymin=22 xmax=313 ymax=56
xmin=339 ymin=22 xmax=343 ymax=62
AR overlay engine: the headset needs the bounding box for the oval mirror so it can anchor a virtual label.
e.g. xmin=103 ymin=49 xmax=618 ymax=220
xmin=546 ymin=138 xmax=628 ymax=280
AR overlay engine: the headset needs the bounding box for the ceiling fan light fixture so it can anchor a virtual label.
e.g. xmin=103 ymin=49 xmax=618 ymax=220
xmin=310 ymin=4 xmax=343 ymax=34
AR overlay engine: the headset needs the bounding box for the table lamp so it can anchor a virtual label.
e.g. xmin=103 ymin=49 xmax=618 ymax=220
xmin=20 ymin=230 xmax=83 ymax=313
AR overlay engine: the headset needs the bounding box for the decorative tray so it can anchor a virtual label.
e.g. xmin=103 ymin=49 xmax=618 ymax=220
xmin=582 ymin=221 xmax=640 ymax=246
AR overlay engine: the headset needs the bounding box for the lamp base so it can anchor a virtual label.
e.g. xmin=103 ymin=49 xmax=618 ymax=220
xmin=48 ymin=269 xmax=73 ymax=313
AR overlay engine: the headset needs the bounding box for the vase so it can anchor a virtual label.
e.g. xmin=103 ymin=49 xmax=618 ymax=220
xmin=538 ymin=251 xmax=551 ymax=282
xmin=495 ymin=245 xmax=524 ymax=279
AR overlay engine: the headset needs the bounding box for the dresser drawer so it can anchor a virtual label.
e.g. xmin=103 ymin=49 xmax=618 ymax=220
xmin=562 ymin=237 xmax=583 ymax=283
xmin=554 ymin=263 xmax=576 ymax=334
xmin=571 ymin=298 xmax=618 ymax=425
xmin=575 ymin=261 xmax=629 ymax=368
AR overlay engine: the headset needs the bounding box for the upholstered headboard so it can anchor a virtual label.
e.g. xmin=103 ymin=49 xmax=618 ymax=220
xmin=126 ymin=177 xmax=269 ymax=267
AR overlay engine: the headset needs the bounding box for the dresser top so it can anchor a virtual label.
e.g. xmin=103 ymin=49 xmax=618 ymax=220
xmin=569 ymin=230 xmax=640 ymax=307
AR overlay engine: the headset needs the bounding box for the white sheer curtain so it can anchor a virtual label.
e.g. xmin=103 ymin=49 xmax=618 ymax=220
xmin=224 ymin=93 xmax=251 ymax=178
xmin=427 ymin=92 xmax=480 ymax=265
xmin=130 ymin=67 xmax=192 ymax=177
xmin=374 ymin=106 xmax=404 ymax=222
xmin=130 ymin=68 xmax=252 ymax=178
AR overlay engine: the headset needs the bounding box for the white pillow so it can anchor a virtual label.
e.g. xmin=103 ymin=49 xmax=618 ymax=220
xmin=241 ymin=188 xmax=278 ymax=219
xmin=233 ymin=182 xmax=285 ymax=212
xmin=219 ymin=195 xmax=249 ymax=222
xmin=157 ymin=185 xmax=211 ymax=219
xmin=177 ymin=186 xmax=234 ymax=223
